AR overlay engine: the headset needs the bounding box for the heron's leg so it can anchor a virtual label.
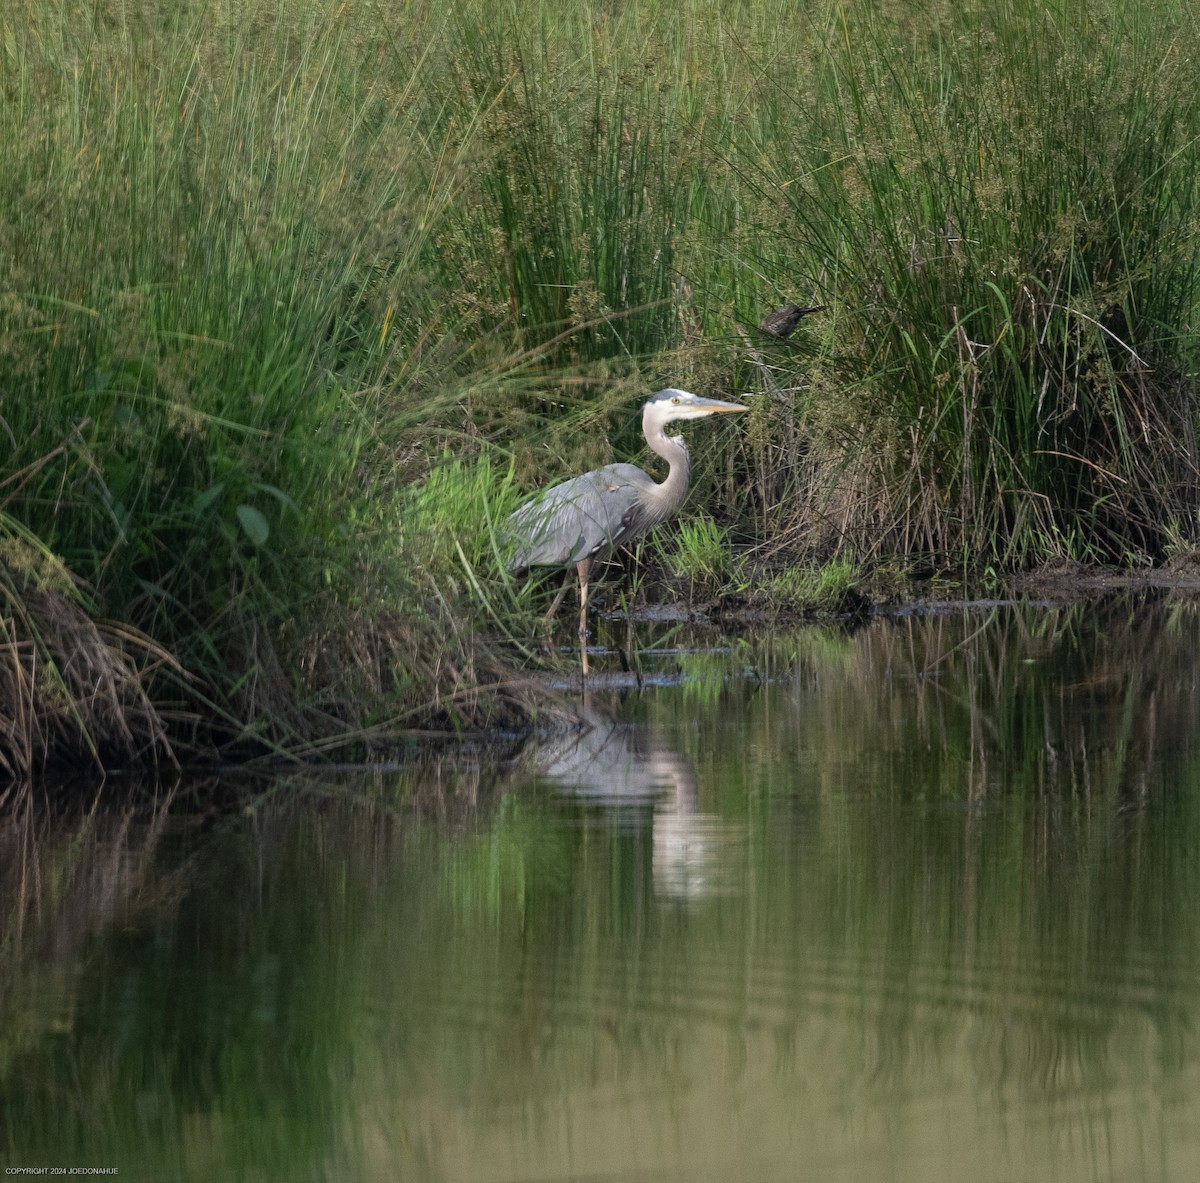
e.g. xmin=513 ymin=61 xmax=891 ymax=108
xmin=576 ymin=559 xmax=591 ymax=676
xmin=541 ymin=569 xmax=573 ymax=645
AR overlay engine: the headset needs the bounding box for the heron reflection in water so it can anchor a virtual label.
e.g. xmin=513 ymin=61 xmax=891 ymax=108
xmin=529 ymin=707 xmax=744 ymax=903
xmin=506 ymin=388 xmax=745 ymax=672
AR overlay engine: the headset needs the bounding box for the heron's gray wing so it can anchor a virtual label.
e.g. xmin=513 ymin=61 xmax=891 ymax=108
xmin=506 ymin=464 xmax=654 ymax=569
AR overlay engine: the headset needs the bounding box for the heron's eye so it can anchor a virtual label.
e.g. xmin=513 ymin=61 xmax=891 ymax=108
xmin=671 ymin=396 xmax=681 ymax=404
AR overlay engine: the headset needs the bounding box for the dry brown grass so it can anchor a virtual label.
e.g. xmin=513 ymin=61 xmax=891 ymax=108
xmin=0 ymin=574 xmax=179 ymax=778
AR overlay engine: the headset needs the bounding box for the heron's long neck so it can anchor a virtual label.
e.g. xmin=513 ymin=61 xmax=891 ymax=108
xmin=644 ymin=422 xmax=691 ymax=519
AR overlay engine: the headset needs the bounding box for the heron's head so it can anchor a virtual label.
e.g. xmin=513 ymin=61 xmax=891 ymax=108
xmin=644 ymin=388 xmax=747 ymax=430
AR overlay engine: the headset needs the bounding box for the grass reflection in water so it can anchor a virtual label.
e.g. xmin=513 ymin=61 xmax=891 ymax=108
xmin=3 ymin=597 xmax=1200 ymax=1182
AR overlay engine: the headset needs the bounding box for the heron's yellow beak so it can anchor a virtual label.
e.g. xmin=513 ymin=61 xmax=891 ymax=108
xmin=694 ymin=397 xmax=747 ymax=414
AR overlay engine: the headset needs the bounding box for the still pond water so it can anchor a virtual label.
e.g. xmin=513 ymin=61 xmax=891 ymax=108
xmin=5 ymin=597 xmax=1200 ymax=1182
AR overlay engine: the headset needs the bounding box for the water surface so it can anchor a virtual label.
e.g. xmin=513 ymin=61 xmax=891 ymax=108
xmin=4 ymin=597 xmax=1200 ymax=1181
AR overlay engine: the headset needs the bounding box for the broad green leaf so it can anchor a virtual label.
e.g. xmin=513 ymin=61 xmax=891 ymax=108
xmin=192 ymin=482 xmax=226 ymax=516
xmin=236 ymin=504 xmax=270 ymax=546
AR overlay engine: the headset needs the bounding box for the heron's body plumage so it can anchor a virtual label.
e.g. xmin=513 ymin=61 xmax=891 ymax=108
xmin=507 ymin=456 xmax=686 ymax=570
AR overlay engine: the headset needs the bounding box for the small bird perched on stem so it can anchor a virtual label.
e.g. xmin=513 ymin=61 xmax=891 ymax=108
xmin=757 ymin=303 xmax=827 ymax=340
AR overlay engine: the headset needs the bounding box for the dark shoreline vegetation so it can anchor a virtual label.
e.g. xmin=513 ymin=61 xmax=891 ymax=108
xmin=3 ymin=0 xmax=1200 ymax=774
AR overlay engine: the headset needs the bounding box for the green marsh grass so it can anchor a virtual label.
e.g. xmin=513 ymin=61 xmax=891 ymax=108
xmin=4 ymin=0 xmax=1200 ymax=763
xmin=663 ymin=516 xmax=742 ymax=600
xmin=728 ymin=2 xmax=1200 ymax=564
xmin=763 ymin=556 xmax=863 ymax=615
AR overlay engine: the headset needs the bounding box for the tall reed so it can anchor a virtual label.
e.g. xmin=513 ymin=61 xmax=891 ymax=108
xmin=3 ymin=0 xmax=1200 ymax=763
xmin=707 ymin=0 xmax=1200 ymax=564
xmin=0 ymin=0 xmax=544 ymax=762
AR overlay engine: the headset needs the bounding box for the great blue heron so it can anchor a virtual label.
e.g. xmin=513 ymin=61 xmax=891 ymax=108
xmin=757 ymin=303 xmax=827 ymax=340
xmin=507 ymin=387 xmax=746 ymax=670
